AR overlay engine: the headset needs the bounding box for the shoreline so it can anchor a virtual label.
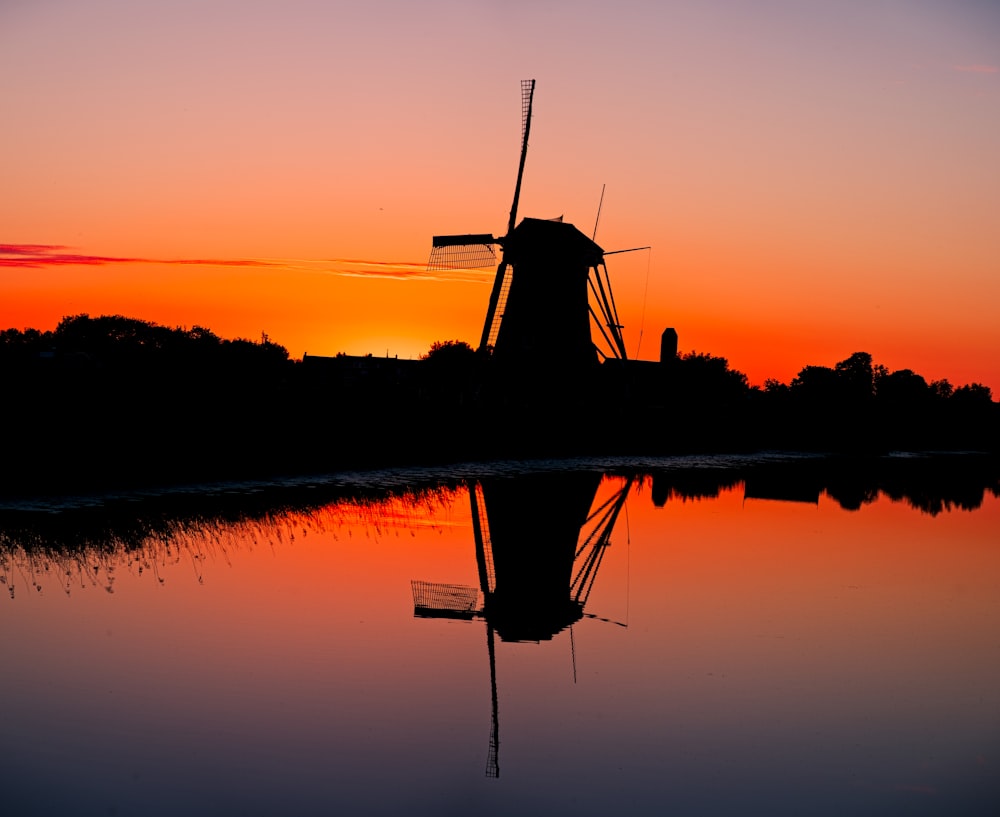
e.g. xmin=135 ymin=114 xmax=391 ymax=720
xmin=2 ymin=448 xmax=996 ymax=512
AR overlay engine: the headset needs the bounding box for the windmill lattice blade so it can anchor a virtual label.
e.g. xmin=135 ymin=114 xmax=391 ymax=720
xmin=411 ymin=580 xmax=483 ymax=619
xmin=520 ymin=79 xmax=534 ymax=141
xmin=432 ymin=233 xmax=497 ymax=248
xmin=428 ymin=238 xmax=498 ymax=271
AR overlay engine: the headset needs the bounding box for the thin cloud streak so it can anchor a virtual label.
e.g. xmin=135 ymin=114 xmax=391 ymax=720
xmin=0 ymin=244 xmax=277 ymax=270
xmin=319 ymin=258 xmax=491 ymax=283
xmin=0 ymin=244 xmax=491 ymax=282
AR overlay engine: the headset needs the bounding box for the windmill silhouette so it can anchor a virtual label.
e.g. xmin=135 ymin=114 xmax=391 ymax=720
xmin=428 ymin=80 xmax=629 ymax=371
xmin=411 ymin=473 xmax=633 ymax=777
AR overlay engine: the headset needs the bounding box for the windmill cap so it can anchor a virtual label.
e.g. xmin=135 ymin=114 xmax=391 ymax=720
xmin=505 ymin=217 xmax=605 ymax=265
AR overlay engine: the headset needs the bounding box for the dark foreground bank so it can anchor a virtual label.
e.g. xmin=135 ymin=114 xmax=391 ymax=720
xmin=2 ymin=316 xmax=997 ymax=495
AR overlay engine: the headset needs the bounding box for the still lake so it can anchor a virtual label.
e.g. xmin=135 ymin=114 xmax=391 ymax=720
xmin=2 ymin=456 xmax=998 ymax=816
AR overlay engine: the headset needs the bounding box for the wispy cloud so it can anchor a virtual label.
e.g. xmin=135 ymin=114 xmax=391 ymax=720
xmin=0 ymin=244 xmax=490 ymax=282
xmin=0 ymin=244 xmax=277 ymax=270
xmin=317 ymin=258 xmax=491 ymax=282
xmin=953 ymin=64 xmax=999 ymax=74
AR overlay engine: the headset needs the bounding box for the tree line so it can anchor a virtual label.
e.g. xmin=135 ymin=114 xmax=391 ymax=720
xmin=610 ymin=348 xmax=996 ymax=454
xmin=0 ymin=316 xmax=996 ymax=493
xmin=1 ymin=314 xmax=290 ymax=375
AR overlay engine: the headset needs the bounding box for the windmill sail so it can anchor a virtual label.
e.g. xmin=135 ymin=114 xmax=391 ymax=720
xmin=479 ymin=79 xmax=535 ymax=352
xmin=427 ymin=234 xmax=498 ymax=271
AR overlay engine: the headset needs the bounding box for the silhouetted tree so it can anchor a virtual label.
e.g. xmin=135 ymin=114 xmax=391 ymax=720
xmin=639 ymin=352 xmax=752 ymax=451
xmin=0 ymin=327 xmax=54 ymax=371
xmin=790 ymin=364 xmax=839 ymax=398
xmin=421 ymin=339 xmax=476 ymax=364
xmin=834 ymin=352 xmax=876 ymax=403
xmin=46 ymin=314 xmax=289 ymax=378
xmin=930 ymin=379 xmax=954 ymax=399
xmin=763 ymin=378 xmax=789 ymax=395
xmin=952 ymin=383 xmax=993 ymax=405
xmin=672 ymin=352 xmax=748 ymax=402
xmin=876 ymin=369 xmax=932 ymax=405
xmin=419 ymin=340 xmax=479 ymax=410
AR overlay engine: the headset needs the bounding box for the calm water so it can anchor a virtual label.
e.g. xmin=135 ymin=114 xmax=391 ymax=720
xmin=1 ymin=457 xmax=998 ymax=816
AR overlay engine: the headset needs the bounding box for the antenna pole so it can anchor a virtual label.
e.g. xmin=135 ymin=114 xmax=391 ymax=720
xmin=592 ymin=183 xmax=605 ymax=241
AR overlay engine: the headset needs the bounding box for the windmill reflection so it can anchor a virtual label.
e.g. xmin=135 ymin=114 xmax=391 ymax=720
xmin=411 ymin=473 xmax=633 ymax=777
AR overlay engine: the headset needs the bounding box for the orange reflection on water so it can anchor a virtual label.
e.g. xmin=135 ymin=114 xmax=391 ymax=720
xmin=2 ymin=471 xmax=998 ymax=814
xmin=620 ymin=480 xmax=1000 ymax=673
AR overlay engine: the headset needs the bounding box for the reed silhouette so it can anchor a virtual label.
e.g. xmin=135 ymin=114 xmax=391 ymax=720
xmin=3 ymin=455 xmax=996 ymax=559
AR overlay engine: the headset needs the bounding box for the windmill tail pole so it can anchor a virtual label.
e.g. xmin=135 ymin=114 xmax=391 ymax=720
xmin=506 ymin=79 xmax=536 ymax=237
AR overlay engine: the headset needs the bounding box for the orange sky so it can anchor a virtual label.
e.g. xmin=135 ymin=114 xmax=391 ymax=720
xmin=2 ymin=1 xmax=998 ymax=391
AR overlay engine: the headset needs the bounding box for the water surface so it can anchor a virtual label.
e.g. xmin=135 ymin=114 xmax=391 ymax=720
xmin=2 ymin=457 xmax=998 ymax=816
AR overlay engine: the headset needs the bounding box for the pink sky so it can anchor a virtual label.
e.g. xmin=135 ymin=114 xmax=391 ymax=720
xmin=2 ymin=0 xmax=998 ymax=391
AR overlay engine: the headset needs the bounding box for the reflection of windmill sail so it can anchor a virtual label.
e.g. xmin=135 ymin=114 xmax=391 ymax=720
xmin=411 ymin=581 xmax=481 ymax=619
xmin=484 ymin=620 xmax=500 ymax=778
xmin=410 ymin=473 xmax=634 ymax=779
xmin=471 ymin=479 xmax=500 ymax=777
xmin=470 ymin=482 xmax=495 ymax=594
xmin=572 ymin=476 xmax=633 ymax=611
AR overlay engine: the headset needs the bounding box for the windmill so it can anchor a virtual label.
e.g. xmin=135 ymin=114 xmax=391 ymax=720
xmin=428 ymin=80 xmax=629 ymax=369
xmin=410 ymin=473 xmax=634 ymax=777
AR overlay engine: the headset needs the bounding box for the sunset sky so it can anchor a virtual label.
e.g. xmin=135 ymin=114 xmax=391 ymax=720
xmin=2 ymin=0 xmax=998 ymax=390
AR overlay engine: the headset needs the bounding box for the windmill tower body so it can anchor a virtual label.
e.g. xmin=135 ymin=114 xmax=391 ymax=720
xmin=492 ymin=218 xmax=604 ymax=377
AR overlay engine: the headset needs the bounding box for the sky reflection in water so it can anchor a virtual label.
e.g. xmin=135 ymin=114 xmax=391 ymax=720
xmin=1 ymin=463 xmax=998 ymax=816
